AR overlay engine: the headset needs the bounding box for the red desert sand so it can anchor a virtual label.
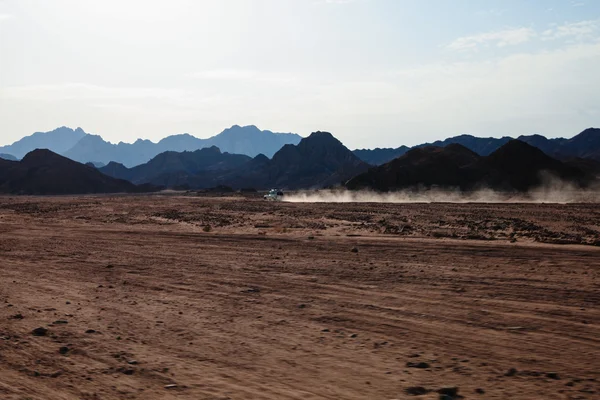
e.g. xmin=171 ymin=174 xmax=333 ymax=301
xmin=0 ymin=194 xmax=598 ymax=399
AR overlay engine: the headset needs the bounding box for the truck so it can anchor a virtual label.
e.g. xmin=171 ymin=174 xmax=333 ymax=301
xmin=263 ymin=189 xmax=284 ymax=201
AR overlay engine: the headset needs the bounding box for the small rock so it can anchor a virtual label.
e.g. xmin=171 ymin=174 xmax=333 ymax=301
xmin=118 ymin=367 xmax=134 ymax=375
xmin=437 ymin=386 xmax=459 ymax=397
xmin=406 ymin=361 xmax=430 ymax=369
xmin=85 ymin=329 xmax=96 ymax=334
xmin=32 ymin=327 xmax=48 ymax=336
xmin=164 ymin=384 xmax=178 ymax=389
xmin=405 ymin=386 xmax=429 ymax=396
xmin=546 ymin=372 xmax=561 ymax=380
xmin=351 ymin=247 xmax=359 ymax=253
xmin=350 ymin=334 xmax=358 ymax=338
xmin=59 ymin=346 xmax=69 ymax=355
xmin=53 ymin=320 xmax=68 ymax=325
xmin=475 ymin=388 xmax=485 ymax=394
xmin=127 ymin=360 xmax=139 ymax=365
xmin=298 ymin=304 xmax=306 ymax=309
xmin=50 ymin=371 xmax=62 ymax=378
xmin=505 ymin=368 xmax=518 ymax=377
xmin=321 ymin=329 xmax=330 ymax=332
xmin=9 ymin=313 xmax=24 ymax=320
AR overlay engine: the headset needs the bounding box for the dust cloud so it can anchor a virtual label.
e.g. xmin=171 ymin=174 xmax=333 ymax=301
xmin=285 ymin=180 xmax=600 ymax=204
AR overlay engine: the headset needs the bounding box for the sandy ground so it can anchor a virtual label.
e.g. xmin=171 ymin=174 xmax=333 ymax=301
xmin=0 ymin=194 xmax=599 ymax=400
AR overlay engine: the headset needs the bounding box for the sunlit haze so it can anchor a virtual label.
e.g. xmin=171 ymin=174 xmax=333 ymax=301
xmin=1 ymin=0 xmax=599 ymax=148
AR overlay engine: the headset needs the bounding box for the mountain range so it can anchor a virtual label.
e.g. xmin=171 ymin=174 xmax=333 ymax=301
xmin=3 ymin=126 xmax=600 ymax=169
xmin=1 ymin=125 xmax=600 ymax=194
xmin=355 ymin=128 xmax=600 ymax=165
xmin=100 ymin=146 xmax=252 ymax=186
xmin=2 ymin=129 xmax=598 ymax=194
xmin=347 ymin=140 xmax=592 ymax=192
xmin=0 ymin=150 xmax=153 ymax=195
xmin=100 ymin=131 xmax=369 ymax=190
xmin=0 ymin=125 xmax=302 ymax=167
xmin=0 ymin=153 xmax=18 ymax=161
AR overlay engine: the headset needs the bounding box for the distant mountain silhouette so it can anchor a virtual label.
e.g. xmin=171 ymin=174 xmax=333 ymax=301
xmin=554 ymin=128 xmax=600 ymax=160
xmin=85 ymin=161 xmax=106 ymax=168
xmin=480 ymin=140 xmax=586 ymax=191
xmin=100 ymin=131 xmax=369 ymax=190
xmin=0 ymin=127 xmax=87 ymax=159
xmin=353 ymin=128 xmax=600 ymax=165
xmin=64 ymin=125 xmax=301 ymax=167
xmin=206 ymin=125 xmax=303 ymax=159
xmin=353 ymin=146 xmax=409 ymax=165
xmin=0 ymin=150 xmax=155 ymax=195
xmin=217 ymin=131 xmax=370 ymax=190
xmin=99 ymin=146 xmax=251 ymax=186
xmin=416 ymin=134 xmax=513 ymax=156
xmin=0 ymin=153 xmax=17 ymax=161
xmin=0 ymin=125 xmax=300 ymax=168
xmin=347 ymin=140 xmax=590 ymax=192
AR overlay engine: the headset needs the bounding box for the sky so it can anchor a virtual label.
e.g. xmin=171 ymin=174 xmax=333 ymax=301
xmin=0 ymin=0 xmax=599 ymax=149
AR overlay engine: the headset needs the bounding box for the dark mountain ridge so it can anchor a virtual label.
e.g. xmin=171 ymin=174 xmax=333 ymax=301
xmin=0 ymin=149 xmax=155 ymax=195
xmin=353 ymin=128 xmax=600 ymax=165
xmin=0 ymin=153 xmax=18 ymax=161
xmin=213 ymin=131 xmax=370 ymax=190
xmin=100 ymin=131 xmax=370 ymax=190
xmin=347 ymin=140 xmax=591 ymax=192
xmin=99 ymin=146 xmax=251 ymax=186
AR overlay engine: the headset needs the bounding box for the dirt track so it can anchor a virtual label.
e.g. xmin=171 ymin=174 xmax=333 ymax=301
xmin=0 ymin=195 xmax=599 ymax=400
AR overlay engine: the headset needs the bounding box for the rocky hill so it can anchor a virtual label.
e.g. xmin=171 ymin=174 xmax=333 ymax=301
xmin=221 ymin=131 xmax=370 ymax=190
xmin=0 ymin=150 xmax=154 ymax=195
xmin=100 ymin=131 xmax=370 ymax=190
xmin=354 ymin=128 xmax=600 ymax=165
xmin=347 ymin=140 xmax=591 ymax=192
xmin=99 ymin=146 xmax=251 ymax=186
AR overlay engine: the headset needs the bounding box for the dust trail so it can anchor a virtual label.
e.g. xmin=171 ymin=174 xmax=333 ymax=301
xmin=284 ymin=182 xmax=600 ymax=204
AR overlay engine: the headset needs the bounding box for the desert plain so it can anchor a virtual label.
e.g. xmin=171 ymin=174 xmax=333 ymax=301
xmin=0 ymin=193 xmax=599 ymax=400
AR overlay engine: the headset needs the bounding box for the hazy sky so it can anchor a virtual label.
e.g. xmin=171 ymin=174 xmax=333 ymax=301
xmin=1 ymin=0 xmax=599 ymax=149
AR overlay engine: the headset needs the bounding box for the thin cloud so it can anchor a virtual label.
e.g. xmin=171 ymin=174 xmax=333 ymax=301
xmin=317 ymin=0 xmax=355 ymax=3
xmin=0 ymin=13 xmax=15 ymax=21
xmin=446 ymin=27 xmax=536 ymax=51
xmin=188 ymin=69 xmax=296 ymax=85
xmin=542 ymin=19 xmax=599 ymax=41
xmin=0 ymin=83 xmax=185 ymax=101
